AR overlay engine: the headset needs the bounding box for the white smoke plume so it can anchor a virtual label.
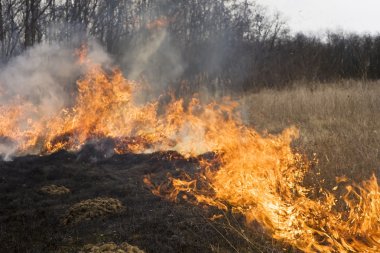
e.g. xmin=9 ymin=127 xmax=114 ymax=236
xmin=121 ymin=18 xmax=185 ymax=100
xmin=0 ymin=39 xmax=112 ymax=160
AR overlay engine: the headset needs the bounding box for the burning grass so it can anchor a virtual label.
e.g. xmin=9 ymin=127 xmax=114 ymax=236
xmin=1 ymin=48 xmax=380 ymax=252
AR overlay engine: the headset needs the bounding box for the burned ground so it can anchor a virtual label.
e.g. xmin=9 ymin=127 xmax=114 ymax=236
xmin=0 ymin=149 xmax=288 ymax=253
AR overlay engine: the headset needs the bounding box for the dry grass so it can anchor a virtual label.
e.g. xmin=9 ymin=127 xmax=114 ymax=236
xmin=62 ymin=197 xmax=125 ymax=225
xmin=244 ymin=80 xmax=380 ymax=186
xmin=80 ymin=242 xmax=145 ymax=253
xmin=40 ymin=184 xmax=70 ymax=195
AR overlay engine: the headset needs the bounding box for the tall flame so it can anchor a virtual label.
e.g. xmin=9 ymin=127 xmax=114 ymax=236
xmin=1 ymin=48 xmax=380 ymax=252
xmin=151 ymin=127 xmax=380 ymax=252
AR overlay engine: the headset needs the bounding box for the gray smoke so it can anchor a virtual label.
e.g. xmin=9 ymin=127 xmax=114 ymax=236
xmin=0 ymin=39 xmax=112 ymax=160
xmin=0 ymin=39 xmax=112 ymax=110
xmin=121 ymin=21 xmax=185 ymax=100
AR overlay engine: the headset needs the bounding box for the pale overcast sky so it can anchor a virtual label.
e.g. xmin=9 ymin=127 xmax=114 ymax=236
xmin=258 ymin=0 xmax=380 ymax=34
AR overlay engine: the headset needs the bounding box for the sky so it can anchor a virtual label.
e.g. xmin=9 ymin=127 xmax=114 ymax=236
xmin=258 ymin=0 xmax=380 ymax=35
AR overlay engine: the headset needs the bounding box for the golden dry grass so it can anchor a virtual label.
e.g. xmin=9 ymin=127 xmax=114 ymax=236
xmin=80 ymin=242 xmax=145 ymax=253
xmin=40 ymin=184 xmax=70 ymax=195
xmin=244 ymin=80 xmax=380 ymax=186
xmin=62 ymin=197 xmax=125 ymax=225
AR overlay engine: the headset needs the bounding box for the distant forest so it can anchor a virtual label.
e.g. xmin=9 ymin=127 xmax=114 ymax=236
xmin=1 ymin=0 xmax=380 ymax=91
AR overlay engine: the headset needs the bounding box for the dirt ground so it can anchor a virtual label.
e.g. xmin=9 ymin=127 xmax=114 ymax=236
xmin=0 ymin=147 xmax=289 ymax=253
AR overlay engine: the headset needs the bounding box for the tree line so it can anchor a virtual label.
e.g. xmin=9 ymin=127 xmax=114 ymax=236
xmin=1 ymin=0 xmax=379 ymax=91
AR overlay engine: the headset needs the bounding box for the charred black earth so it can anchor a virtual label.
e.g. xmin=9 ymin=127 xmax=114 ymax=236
xmin=0 ymin=146 xmax=286 ymax=253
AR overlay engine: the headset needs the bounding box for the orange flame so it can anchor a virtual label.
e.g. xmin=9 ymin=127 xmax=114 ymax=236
xmin=1 ymin=49 xmax=380 ymax=252
xmin=150 ymin=128 xmax=380 ymax=252
xmin=146 ymin=17 xmax=172 ymax=30
xmin=75 ymin=44 xmax=88 ymax=64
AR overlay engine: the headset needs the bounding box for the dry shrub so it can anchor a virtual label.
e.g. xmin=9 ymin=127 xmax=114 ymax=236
xmin=40 ymin=184 xmax=70 ymax=195
xmin=243 ymin=80 xmax=380 ymax=186
xmin=80 ymin=242 xmax=144 ymax=253
xmin=62 ymin=197 xmax=124 ymax=225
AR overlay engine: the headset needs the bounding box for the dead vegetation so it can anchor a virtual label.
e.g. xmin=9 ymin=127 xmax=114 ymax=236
xmin=62 ymin=197 xmax=125 ymax=225
xmin=245 ymin=80 xmax=380 ymax=186
xmin=80 ymin=242 xmax=145 ymax=253
xmin=40 ymin=184 xmax=70 ymax=195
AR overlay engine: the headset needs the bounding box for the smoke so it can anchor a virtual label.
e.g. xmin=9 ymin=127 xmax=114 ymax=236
xmin=121 ymin=18 xmax=185 ymax=100
xmin=0 ymin=19 xmax=189 ymax=160
xmin=0 ymin=43 xmax=76 ymax=113
xmin=0 ymin=137 xmax=17 ymax=161
xmin=0 ymin=40 xmax=112 ymax=107
xmin=119 ymin=15 xmax=248 ymax=102
xmin=0 ymin=39 xmax=112 ymax=160
xmin=0 ymin=9 xmax=245 ymax=160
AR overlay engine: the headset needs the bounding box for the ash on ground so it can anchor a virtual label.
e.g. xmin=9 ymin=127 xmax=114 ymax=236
xmin=0 ymin=150 xmax=287 ymax=253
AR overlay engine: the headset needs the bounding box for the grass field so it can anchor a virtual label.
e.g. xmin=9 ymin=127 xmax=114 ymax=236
xmin=245 ymin=80 xmax=380 ymax=187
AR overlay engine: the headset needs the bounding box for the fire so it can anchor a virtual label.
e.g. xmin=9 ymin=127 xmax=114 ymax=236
xmin=150 ymin=124 xmax=380 ymax=252
xmin=1 ymin=48 xmax=380 ymax=252
xmin=0 ymin=48 xmax=238 ymax=157
xmin=146 ymin=17 xmax=172 ymax=30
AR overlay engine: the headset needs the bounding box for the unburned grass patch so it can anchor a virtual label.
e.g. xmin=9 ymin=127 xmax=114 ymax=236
xmin=80 ymin=242 xmax=145 ymax=253
xmin=40 ymin=184 xmax=71 ymax=195
xmin=244 ymin=80 xmax=380 ymax=187
xmin=62 ymin=197 xmax=125 ymax=225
